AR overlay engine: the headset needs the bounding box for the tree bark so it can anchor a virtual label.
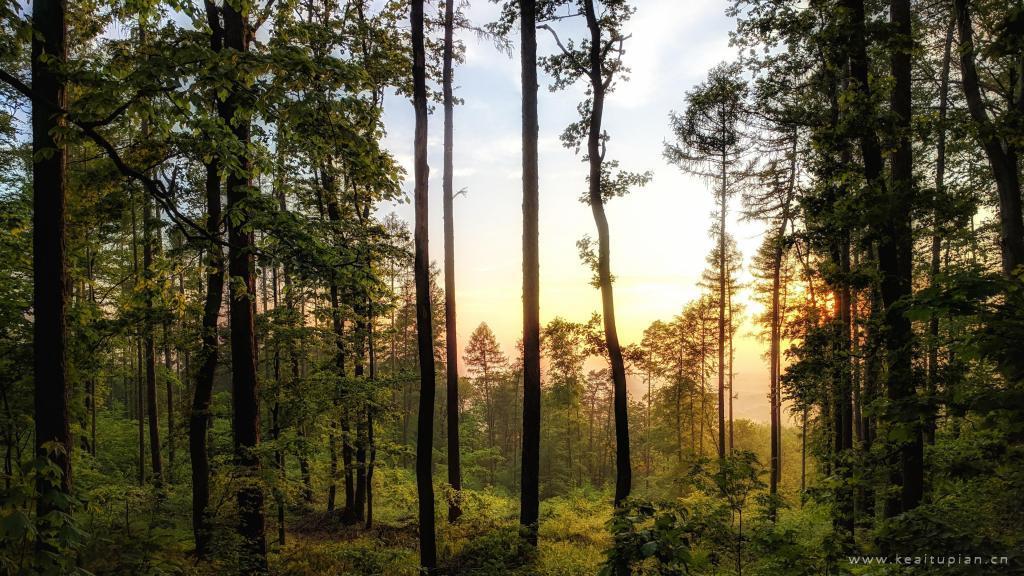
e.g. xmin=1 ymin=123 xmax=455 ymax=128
xmin=842 ymin=0 xmax=921 ymax=517
xmin=163 ymin=320 xmax=175 ymax=482
xmin=411 ymin=0 xmax=437 ymax=570
xmin=582 ymin=0 xmax=631 ymax=509
xmin=366 ymin=306 xmax=377 ymax=528
xmin=887 ymin=0 xmax=923 ymax=514
xmin=927 ymin=16 xmax=954 ymax=445
xmin=131 ymin=199 xmax=145 ymax=486
xmin=519 ymin=0 xmax=542 ymax=548
xmin=717 ymin=154 xmax=727 ymax=461
xmin=442 ymin=0 xmax=462 ymax=524
xmin=31 ymin=0 xmax=72 ymax=534
xmin=143 ymin=191 xmax=163 ymax=488
xmin=190 ymin=1 xmax=225 ymax=557
xmin=222 ymin=3 xmax=268 ymax=571
xmin=277 ymin=185 xmax=312 ymax=504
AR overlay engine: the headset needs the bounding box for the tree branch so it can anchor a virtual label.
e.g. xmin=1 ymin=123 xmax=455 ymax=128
xmin=0 ymin=69 xmax=33 ymax=101
xmin=537 ymin=24 xmax=589 ymax=78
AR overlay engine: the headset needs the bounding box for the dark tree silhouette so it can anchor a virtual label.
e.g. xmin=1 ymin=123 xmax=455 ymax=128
xmin=411 ymin=0 xmax=437 ymax=571
xmin=31 ymin=0 xmax=71 ymax=541
xmin=222 ymin=2 xmax=268 ymax=572
xmin=954 ymin=0 xmax=1024 ymax=278
xmin=442 ymin=0 xmax=462 ymax=524
xmin=518 ymin=0 xmax=542 ymax=547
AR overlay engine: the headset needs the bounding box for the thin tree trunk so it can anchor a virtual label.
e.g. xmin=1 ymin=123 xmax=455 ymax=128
xmin=441 ymin=0 xmax=463 ymax=525
xmin=131 ymin=195 xmax=145 ymax=487
xmin=519 ymin=0 xmax=542 ymax=548
xmin=137 ymin=336 xmax=145 ymax=485
xmin=800 ymin=408 xmax=807 ymax=496
xmin=354 ymin=306 xmax=368 ymax=521
xmin=831 ymin=231 xmax=854 ymax=541
xmin=190 ymin=1 xmax=225 ymax=557
xmin=143 ymin=191 xmax=163 ymax=488
xmin=366 ymin=305 xmax=377 ymax=528
xmin=727 ymin=281 xmax=734 ymax=454
xmin=770 ymin=134 xmax=797 ymax=508
xmin=717 ymin=153 xmax=727 ymax=461
xmin=411 ymin=0 xmax=437 ymax=570
xmin=927 ymin=16 xmax=955 ymax=445
xmin=163 ymin=320 xmax=174 ymax=482
xmin=271 ymin=264 xmax=285 ymax=546
xmin=87 ymin=248 xmax=98 ymax=456
xmin=582 ymin=0 xmax=631 ymax=509
xmin=769 ymin=241 xmax=781 ymax=510
xmin=320 ymin=162 xmax=357 ymax=524
xmin=327 ymin=285 xmax=349 ymax=518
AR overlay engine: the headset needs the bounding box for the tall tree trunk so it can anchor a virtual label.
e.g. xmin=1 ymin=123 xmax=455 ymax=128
xmin=163 ymin=320 xmax=175 ymax=482
xmin=927 ymin=16 xmax=954 ymax=446
xmin=769 ymin=236 xmax=782 ymax=511
xmin=271 ymin=265 xmax=285 ymax=546
xmin=190 ymin=1 xmax=225 ymax=557
xmin=717 ymin=154 xmax=727 ymax=460
xmin=411 ymin=0 xmax=437 ymax=570
xmin=131 ymin=198 xmax=145 ymax=486
xmin=583 ymin=0 xmax=631 ymax=509
xmin=143 ymin=191 xmax=163 ymax=488
xmin=366 ymin=305 xmax=377 ymax=529
xmin=800 ymin=409 xmax=807 ymax=496
xmin=276 ymin=180 xmax=312 ymax=504
xmin=354 ymin=343 xmax=367 ymax=522
xmin=31 ymin=0 xmax=71 ymax=539
xmin=222 ymin=3 xmax=268 ymax=572
xmin=843 ymin=0 xmax=921 ymax=517
xmin=519 ymin=0 xmax=542 ymax=548
xmin=769 ymin=135 xmax=797 ymax=508
xmin=831 ymin=232 xmax=854 ymax=543
xmin=954 ymin=0 xmax=1024 ymax=277
xmin=727 ymin=281 xmax=734 ymax=454
xmin=441 ymin=0 xmax=463 ymax=525
xmin=887 ymin=0 xmax=923 ymax=515
xmin=88 ymin=251 xmax=98 ymax=456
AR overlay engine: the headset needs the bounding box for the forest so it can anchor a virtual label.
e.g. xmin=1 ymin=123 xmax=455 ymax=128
xmin=0 ymin=0 xmax=1022 ymax=574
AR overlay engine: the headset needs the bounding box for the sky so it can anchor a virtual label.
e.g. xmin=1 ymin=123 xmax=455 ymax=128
xmin=379 ymin=0 xmax=787 ymax=425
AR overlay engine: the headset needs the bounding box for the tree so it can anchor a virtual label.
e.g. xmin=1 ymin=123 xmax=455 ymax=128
xmin=142 ymin=166 xmax=163 ymax=490
xmin=518 ymin=0 xmax=542 ymax=547
xmin=886 ymin=0 xmax=922 ymax=515
xmin=744 ymin=128 xmax=799 ymax=508
xmin=700 ymin=233 xmax=744 ymax=458
xmin=464 ymin=322 xmax=508 ymax=480
xmin=953 ymin=0 xmax=1024 ymax=278
xmin=839 ymin=0 xmax=921 ymax=517
xmin=411 ymin=0 xmax=437 ymax=570
xmin=441 ymin=0 xmax=462 ymax=525
xmin=538 ymin=0 xmax=647 ymax=511
xmin=221 ymin=1 xmax=268 ymax=572
xmin=30 ymin=0 xmax=72 ymax=558
xmin=666 ymin=61 xmax=751 ymax=460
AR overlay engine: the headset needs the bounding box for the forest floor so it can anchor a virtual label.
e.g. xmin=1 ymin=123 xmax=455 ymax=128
xmin=78 ymin=473 xmax=614 ymax=575
xmin=271 ymin=490 xmax=610 ymax=576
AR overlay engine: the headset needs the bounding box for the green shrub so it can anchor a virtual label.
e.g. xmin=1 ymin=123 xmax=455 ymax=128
xmin=445 ymin=525 xmax=537 ymax=576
